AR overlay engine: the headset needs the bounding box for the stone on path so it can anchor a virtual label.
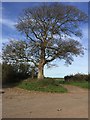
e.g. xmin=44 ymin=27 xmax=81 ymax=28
xmin=0 ymin=89 xmax=5 ymax=94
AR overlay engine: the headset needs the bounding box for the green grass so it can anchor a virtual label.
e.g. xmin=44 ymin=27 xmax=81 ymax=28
xmin=17 ymin=79 xmax=67 ymax=93
xmin=52 ymin=77 xmax=89 ymax=89
xmin=65 ymin=81 xmax=90 ymax=89
xmin=17 ymin=77 xmax=89 ymax=93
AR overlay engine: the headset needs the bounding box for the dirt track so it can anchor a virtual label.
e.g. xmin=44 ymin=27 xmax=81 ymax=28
xmin=2 ymin=85 xmax=88 ymax=118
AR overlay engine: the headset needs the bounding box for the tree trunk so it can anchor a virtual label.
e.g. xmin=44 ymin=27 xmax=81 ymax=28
xmin=31 ymin=68 xmax=34 ymax=79
xmin=37 ymin=43 xmax=46 ymax=80
xmin=38 ymin=64 xmax=44 ymax=80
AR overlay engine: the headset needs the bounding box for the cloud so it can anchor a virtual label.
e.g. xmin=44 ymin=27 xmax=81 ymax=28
xmin=0 ymin=18 xmax=16 ymax=29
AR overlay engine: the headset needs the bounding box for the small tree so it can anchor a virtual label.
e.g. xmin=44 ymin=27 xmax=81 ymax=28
xmin=7 ymin=3 xmax=89 ymax=80
xmin=2 ymin=40 xmax=38 ymax=79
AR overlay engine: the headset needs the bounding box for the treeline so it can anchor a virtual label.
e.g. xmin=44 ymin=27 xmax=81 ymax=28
xmin=1 ymin=62 xmax=38 ymax=84
xmin=64 ymin=73 xmax=90 ymax=82
xmin=1 ymin=61 xmax=89 ymax=85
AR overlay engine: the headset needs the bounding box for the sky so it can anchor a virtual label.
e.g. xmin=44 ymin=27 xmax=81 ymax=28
xmin=0 ymin=2 xmax=88 ymax=78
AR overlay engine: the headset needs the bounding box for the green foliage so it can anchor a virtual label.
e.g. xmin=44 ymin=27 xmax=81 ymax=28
xmin=2 ymin=63 xmax=17 ymax=84
xmin=64 ymin=73 xmax=88 ymax=82
xmin=2 ymin=62 xmax=37 ymax=84
xmin=85 ymin=74 xmax=90 ymax=81
xmin=18 ymin=79 xmax=67 ymax=93
xmin=2 ymin=40 xmax=38 ymax=79
xmin=64 ymin=73 xmax=90 ymax=89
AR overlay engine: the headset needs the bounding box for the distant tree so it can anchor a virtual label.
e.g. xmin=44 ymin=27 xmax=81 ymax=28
xmin=8 ymin=3 xmax=89 ymax=79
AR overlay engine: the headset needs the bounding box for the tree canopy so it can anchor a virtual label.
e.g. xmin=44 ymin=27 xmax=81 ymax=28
xmin=3 ymin=3 xmax=88 ymax=80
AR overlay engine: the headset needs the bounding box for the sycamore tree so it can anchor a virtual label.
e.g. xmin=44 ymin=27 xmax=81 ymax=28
xmin=4 ymin=3 xmax=88 ymax=80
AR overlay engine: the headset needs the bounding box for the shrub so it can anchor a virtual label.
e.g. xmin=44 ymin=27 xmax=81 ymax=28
xmin=86 ymin=74 xmax=90 ymax=81
xmin=64 ymin=75 xmax=73 ymax=82
xmin=2 ymin=62 xmax=38 ymax=84
xmin=64 ymin=73 xmax=88 ymax=82
xmin=2 ymin=63 xmax=17 ymax=84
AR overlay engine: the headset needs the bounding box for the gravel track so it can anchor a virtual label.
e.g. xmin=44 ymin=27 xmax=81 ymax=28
xmin=2 ymin=85 xmax=88 ymax=118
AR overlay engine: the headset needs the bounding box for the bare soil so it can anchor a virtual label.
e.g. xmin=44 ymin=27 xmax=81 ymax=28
xmin=2 ymin=85 xmax=88 ymax=118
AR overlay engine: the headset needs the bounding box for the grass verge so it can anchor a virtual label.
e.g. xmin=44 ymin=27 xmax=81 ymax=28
xmin=17 ymin=79 xmax=67 ymax=93
xmin=65 ymin=81 xmax=90 ymax=89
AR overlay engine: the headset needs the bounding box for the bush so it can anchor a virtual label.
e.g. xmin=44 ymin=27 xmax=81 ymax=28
xmin=86 ymin=74 xmax=90 ymax=81
xmin=2 ymin=63 xmax=17 ymax=84
xmin=64 ymin=75 xmax=73 ymax=82
xmin=64 ymin=73 xmax=88 ymax=82
xmin=2 ymin=63 xmax=29 ymax=84
xmin=2 ymin=62 xmax=38 ymax=84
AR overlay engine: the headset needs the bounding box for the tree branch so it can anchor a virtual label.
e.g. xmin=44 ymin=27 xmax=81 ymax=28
xmin=26 ymin=33 xmax=36 ymax=43
xmin=32 ymin=28 xmax=42 ymax=41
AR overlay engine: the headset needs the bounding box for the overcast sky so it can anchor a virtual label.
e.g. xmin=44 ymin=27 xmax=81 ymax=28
xmin=1 ymin=2 xmax=88 ymax=78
